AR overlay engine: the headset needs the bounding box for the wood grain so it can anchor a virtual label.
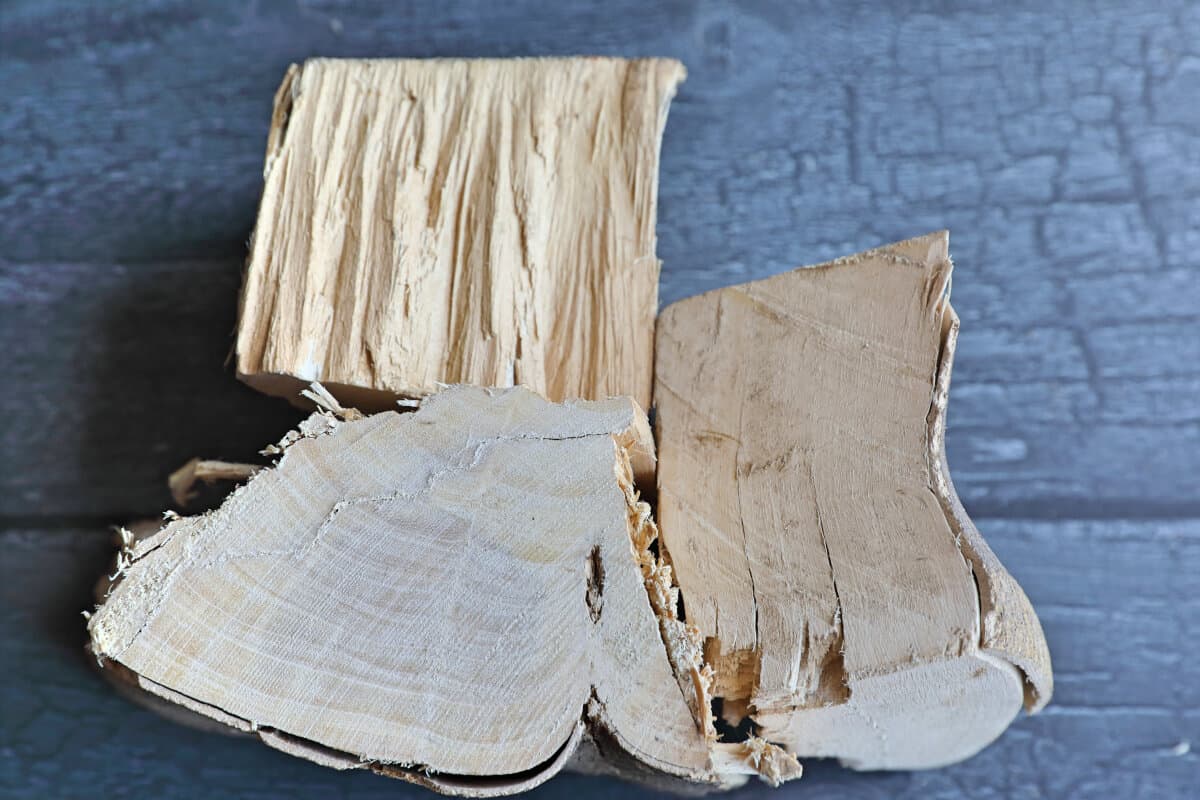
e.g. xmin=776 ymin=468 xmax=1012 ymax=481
xmin=235 ymin=58 xmax=682 ymax=410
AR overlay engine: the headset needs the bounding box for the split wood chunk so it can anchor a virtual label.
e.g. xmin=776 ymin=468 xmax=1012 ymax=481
xmin=88 ymin=386 xmax=799 ymax=794
xmin=235 ymin=58 xmax=685 ymax=412
xmin=654 ymin=232 xmax=1053 ymax=770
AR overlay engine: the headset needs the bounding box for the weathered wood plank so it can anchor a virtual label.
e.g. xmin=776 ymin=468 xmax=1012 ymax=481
xmin=3 ymin=523 xmax=1195 ymax=797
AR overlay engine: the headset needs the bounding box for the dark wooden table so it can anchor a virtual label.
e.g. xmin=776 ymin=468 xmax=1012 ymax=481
xmin=2 ymin=2 xmax=1197 ymax=798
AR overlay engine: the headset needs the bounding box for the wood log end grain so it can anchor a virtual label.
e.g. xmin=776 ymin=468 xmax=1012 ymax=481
xmin=88 ymin=384 xmax=798 ymax=793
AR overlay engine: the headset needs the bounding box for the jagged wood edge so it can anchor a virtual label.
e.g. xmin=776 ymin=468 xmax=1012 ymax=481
xmin=927 ymin=305 xmax=1054 ymax=711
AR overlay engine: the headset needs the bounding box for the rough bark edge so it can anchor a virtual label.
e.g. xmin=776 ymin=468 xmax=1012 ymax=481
xmin=231 ymin=61 xmax=300 ymax=385
xmin=615 ymin=439 xmax=716 ymax=742
xmin=927 ymin=306 xmax=1054 ymax=712
xmin=94 ymin=644 xmax=587 ymax=797
xmin=868 ymin=230 xmax=1051 ymax=712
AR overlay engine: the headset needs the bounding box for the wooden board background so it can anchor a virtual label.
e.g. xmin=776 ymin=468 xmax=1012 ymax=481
xmin=1 ymin=1 xmax=1196 ymax=797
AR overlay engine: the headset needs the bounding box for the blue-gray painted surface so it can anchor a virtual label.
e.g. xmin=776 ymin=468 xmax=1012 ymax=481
xmin=1 ymin=2 xmax=1196 ymax=797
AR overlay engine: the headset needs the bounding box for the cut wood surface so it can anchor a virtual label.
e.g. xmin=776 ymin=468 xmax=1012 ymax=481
xmin=655 ymin=233 xmax=1051 ymax=769
xmin=87 ymin=385 xmax=798 ymax=794
xmin=235 ymin=57 xmax=683 ymax=411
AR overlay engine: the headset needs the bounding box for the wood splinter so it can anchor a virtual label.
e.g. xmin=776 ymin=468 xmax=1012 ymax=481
xmin=168 ymin=460 xmax=260 ymax=507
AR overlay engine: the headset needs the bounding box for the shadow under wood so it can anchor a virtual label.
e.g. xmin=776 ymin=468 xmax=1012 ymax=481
xmin=32 ymin=250 xmax=308 ymax=671
xmin=8 ymin=531 xmax=115 ymax=664
xmin=77 ymin=255 xmax=306 ymax=521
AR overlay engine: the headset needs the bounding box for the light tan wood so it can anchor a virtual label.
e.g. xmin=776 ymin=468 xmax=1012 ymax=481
xmin=89 ymin=385 xmax=799 ymax=794
xmin=96 ymin=215 xmax=1052 ymax=786
xmin=654 ymin=232 xmax=1052 ymax=770
xmin=235 ymin=57 xmax=684 ymax=412
xmin=168 ymin=459 xmax=260 ymax=506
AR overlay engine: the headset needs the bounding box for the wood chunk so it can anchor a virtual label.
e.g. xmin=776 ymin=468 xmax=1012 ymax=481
xmin=88 ymin=386 xmax=797 ymax=793
xmin=654 ymin=232 xmax=1053 ymax=770
xmin=235 ymin=58 xmax=685 ymax=411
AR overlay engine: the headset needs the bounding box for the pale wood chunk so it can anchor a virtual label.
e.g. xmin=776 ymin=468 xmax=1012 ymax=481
xmin=235 ymin=58 xmax=685 ymax=411
xmin=654 ymin=232 xmax=1053 ymax=770
xmin=167 ymin=459 xmax=260 ymax=506
xmin=88 ymin=386 xmax=797 ymax=793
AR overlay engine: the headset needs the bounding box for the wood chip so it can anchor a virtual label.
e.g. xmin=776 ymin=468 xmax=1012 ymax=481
xmin=167 ymin=459 xmax=261 ymax=507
